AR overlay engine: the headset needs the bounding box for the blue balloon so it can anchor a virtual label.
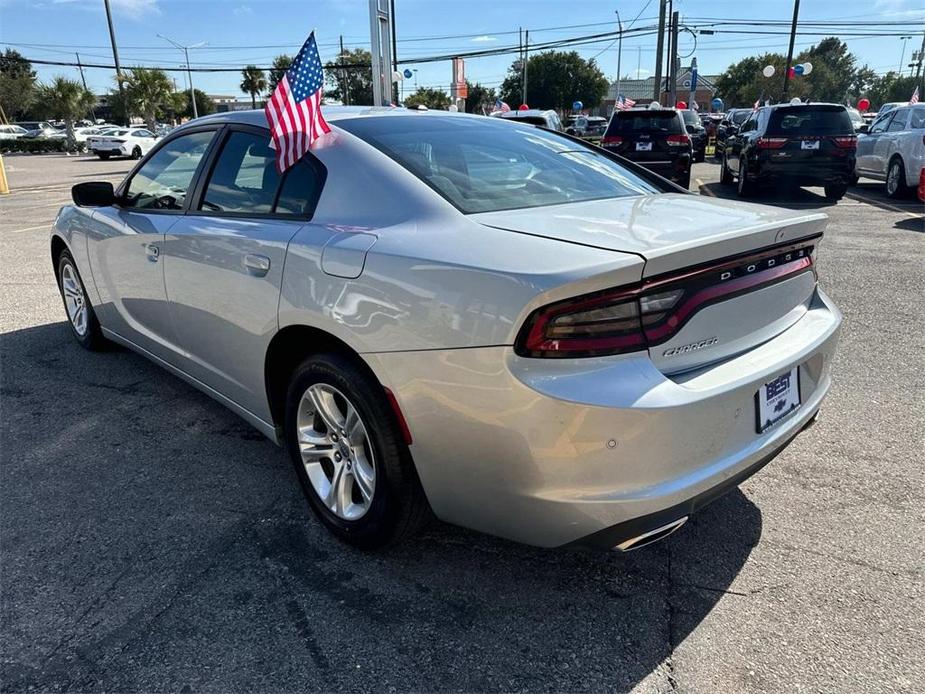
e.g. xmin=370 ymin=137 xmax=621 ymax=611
xmin=794 ymin=64 xmax=804 ymax=76
xmin=711 ymin=97 xmax=723 ymax=110
xmin=572 ymin=100 xmax=583 ymax=111
xmin=403 ymin=68 xmax=413 ymax=79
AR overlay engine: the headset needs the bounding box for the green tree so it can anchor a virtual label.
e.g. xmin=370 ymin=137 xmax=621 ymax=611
xmin=182 ymin=88 xmax=215 ymax=119
xmin=794 ymin=38 xmax=856 ymax=102
xmin=867 ymin=72 xmax=919 ymax=109
xmin=714 ymin=54 xmax=784 ymax=108
xmin=268 ymin=54 xmax=293 ymax=93
xmin=849 ymin=65 xmax=879 ymax=102
xmin=465 ymin=80 xmax=496 ymax=114
xmin=0 ymin=49 xmax=37 ymax=120
xmin=122 ymin=67 xmax=174 ymax=130
xmin=324 ymin=48 xmax=373 ymax=105
xmin=36 ymin=77 xmax=95 ymax=151
xmin=499 ymin=51 xmax=608 ymax=111
xmin=240 ymin=65 xmax=267 ymax=108
xmin=403 ymin=87 xmax=451 ymax=110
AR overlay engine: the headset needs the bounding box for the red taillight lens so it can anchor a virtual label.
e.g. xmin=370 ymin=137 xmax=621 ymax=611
xmin=833 ymin=136 xmax=857 ymax=149
xmin=601 ymin=135 xmax=623 ymax=147
xmin=666 ymin=134 xmax=690 ymax=147
xmin=757 ymin=137 xmax=788 ymax=149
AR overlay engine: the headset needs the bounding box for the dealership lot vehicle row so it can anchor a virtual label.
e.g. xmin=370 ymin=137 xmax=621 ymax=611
xmin=1 ymin=154 xmax=923 ymax=693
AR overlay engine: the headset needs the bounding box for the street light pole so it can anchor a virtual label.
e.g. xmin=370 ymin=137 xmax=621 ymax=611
xmin=615 ymin=10 xmax=623 ymax=110
xmin=157 ymin=34 xmax=206 ymax=120
xmin=782 ymin=0 xmax=800 ymax=101
xmin=898 ymin=36 xmax=912 ymax=76
xmin=103 ymin=0 xmax=127 ymax=125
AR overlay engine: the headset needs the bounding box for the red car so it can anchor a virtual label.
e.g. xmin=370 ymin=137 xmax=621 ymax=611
xmin=918 ymin=167 xmax=925 ymax=202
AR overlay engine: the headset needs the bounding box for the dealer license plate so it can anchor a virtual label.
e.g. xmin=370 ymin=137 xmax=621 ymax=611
xmin=801 ymin=140 xmax=820 ymax=150
xmin=636 ymin=142 xmax=653 ymax=151
xmin=756 ymin=367 xmax=801 ymax=433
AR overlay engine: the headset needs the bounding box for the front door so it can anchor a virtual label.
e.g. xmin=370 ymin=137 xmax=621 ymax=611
xmin=86 ymin=128 xmax=218 ymax=361
xmin=163 ymin=126 xmax=326 ymax=420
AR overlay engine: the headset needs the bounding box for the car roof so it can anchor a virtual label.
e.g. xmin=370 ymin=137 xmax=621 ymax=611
xmin=188 ymin=106 xmax=473 ymax=131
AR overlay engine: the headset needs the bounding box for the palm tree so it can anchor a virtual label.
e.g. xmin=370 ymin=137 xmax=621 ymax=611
xmin=268 ymin=54 xmax=292 ymax=93
xmin=240 ymin=65 xmax=267 ymax=108
xmin=37 ymin=77 xmax=95 ymax=151
xmin=121 ymin=67 xmax=173 ymax=131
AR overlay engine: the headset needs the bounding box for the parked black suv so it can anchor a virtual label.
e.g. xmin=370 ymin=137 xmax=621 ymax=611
xmin=720 ymin=103 xmax=856 ymax=199
xmin=601 ymin=108 xmax=692 ymax=188
xmin=679 ymin=110 xmax=707 ymax=162
xmin=714 ymin=108 xmax=751 ymax=156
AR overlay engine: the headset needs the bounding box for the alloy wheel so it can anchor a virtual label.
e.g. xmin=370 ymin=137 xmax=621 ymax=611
xmin=296 ymin=383 xmax=376 ymax=521
xmin=60 ymin=263 xmax=88 ymax=336
xmin=887 ymin=162 xmax=900 ymax=196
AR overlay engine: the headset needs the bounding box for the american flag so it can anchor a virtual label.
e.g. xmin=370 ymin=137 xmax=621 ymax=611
xmin=615 ymin=94 xmax=636 ymax=111
xmin=911 ymin=86 xmax=920 ymax=105
xmin=265 ymin=32 xmax=331 ymax=172
xmin=495 ymin=98 xmax=511 ymax=112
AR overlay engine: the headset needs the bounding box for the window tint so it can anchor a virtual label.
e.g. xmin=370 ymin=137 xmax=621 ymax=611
xmin=766 ymin=106 xmax=853 ymax=136
xmin=275 ymin=162 xmax=323 ymax=216
xmin=201 ymin=131 xmax=280 ymax=214
xmin=870 ymin=112 xmax=893 ymax=134
xmin=606 ymin=111 xmax=682 ymax=135
xmin=132 ymin=129 xmax=153 ymax=138
xmin=731 ymin=110 xmax=751 ymax=124
xmin=886 ymin=109 xmax=909 ymax=132
xmin=339 ymin=115 xmax=660 ymax=214
xmin=910 ymin=109 xmax=925 ymax=129
xmin=123 ymin=130 xmax=214 ymax=211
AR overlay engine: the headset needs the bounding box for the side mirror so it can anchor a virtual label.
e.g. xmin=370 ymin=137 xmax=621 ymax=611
xmin=72 ymin=181 xmax=115 ymax=207
xmin=857 ymin=124 xmax=869 ymax=134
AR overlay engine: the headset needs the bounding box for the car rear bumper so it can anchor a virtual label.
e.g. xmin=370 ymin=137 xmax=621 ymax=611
xmin=753 ymin=156 xmax=855 ymax=185
xmin=370 ymin=287 xmax=842 ymax=548
xmin=633 ymin=157 xmax=691 ymax=181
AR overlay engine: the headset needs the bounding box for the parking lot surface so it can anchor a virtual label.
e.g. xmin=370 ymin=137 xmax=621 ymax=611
xmin=1 ymin=153 xmax=923 ymax=693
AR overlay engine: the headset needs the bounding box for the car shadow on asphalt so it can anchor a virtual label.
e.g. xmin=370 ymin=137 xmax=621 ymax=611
xmin=699 ymin=180 xmax=838 ymax=209
xmin=1 ymin=321 xmax=763 ymax=693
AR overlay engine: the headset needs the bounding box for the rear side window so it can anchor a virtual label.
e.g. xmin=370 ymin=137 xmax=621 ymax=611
xmin=680 ymin=111 xmax=699 ymax=125
xmin=731 ymin=110 xmax=750 ymax=124
xmin=767 ymin=106 xmax=853 ymax=136
xmin=201 ymin=131 xmax=280 ymax=214
xmin=606 ymin=111 xmax=682 ymax=136
xmin=887 ymin=109 xmax=909 ymax=132
xmin=910 ymin=109 xmax=925 ymax=129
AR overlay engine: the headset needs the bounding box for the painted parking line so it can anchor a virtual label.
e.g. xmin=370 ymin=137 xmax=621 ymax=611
xmin=4 ymin=223 xmax=54 ymax=234
xmin=846 ymin=191 xmax=923 ymax=218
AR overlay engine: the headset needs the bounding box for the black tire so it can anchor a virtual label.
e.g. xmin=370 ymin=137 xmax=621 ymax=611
xmin=56 ymin=250 xmax=107 ymax=351
xmin=886 ymin=157 xmax=907 ymax=199
xmin=737 ymin=159 xmax=756 ymax=197
xmin=284 ymin=353 xmax=430 ymax=548
xmin=677 ymin=171 xmax=691 ymax=190
xmin=131 ymin=146 xmax=142 ymax=160
xmin=720 ymin=152 xmax=734 ymax=185
xmin=97 ymin=153 xmax=110 ymax=160
xmin=695 ymin=149 xmax=705 ymax=163
xmin=824 ymin=183 xmax=848 ymax=200
xmin=849 ymin=173 xmax=859 ymax=187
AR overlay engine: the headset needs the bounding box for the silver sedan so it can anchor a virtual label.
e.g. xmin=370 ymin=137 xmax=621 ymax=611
xmin=51 ymin=108 xmax=841 ymax=550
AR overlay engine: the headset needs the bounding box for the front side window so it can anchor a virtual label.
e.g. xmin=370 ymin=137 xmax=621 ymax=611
xmin=886 ymin=109 xmax=909 ymax=132
xmin=870 ymin=112 xmax=893 ymax=134
xmin=339 ymin=115 xmax=660 ymax=214
xmin=123 ymin=130 xmax=215 ymax=211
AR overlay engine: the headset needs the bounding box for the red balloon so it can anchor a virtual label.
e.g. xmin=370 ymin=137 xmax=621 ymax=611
xmin=788 ymin=67 xmax=796 ymax=79
xmin=518 ymin=104 xmax=530 ymax=111
xmin=676 ymin=100 xmax=687 ymax=109
xmin=858 ymin=98 xmax=870 ymax=112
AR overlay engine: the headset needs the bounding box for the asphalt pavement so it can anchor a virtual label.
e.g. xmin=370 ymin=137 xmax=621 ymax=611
xmin=1 ymin=153 xmax=923 ymax=693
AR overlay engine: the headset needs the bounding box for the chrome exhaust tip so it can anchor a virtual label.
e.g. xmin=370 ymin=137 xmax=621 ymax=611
xmin=613 ymin=516 xmax=689 ymax=552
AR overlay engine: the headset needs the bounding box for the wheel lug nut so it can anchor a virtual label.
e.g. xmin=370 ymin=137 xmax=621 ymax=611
xmin=334 ymin=452 xmax=342 ymax=461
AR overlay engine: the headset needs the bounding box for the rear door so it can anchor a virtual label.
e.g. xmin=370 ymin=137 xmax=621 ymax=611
xmin=162 ymin=124 xmax=326 ymax=419
xmin=86 ymin=127 xmax=218 ymax=361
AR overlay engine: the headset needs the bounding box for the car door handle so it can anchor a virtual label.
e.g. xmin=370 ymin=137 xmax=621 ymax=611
xmin=145 ymin=243 xmax=159 ymax=262
xmin=243 ymin=254 xmax=271 ymax=277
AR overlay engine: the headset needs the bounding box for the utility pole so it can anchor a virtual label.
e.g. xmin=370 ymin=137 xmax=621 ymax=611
xmin=389 ymin=0 xmax=398 ymax=104
xmin=898 ymin=36 xmax=912 ymax=76
xmin=653 ymin=0 xmax=667 ymax=101
xmin=668 ymin=11 xmax=679 ymax=107
xmin=615 ymin=10 xmax=624 ymax=109
xmin=339 ymin=34 xmax=350 ymax=105
xmin=76 ymin=53 xmax=96 ymax=122
xmin=782 ymin=0 xmax=800 ymax=101
xmin=158 ymin=35 xmax=206 ymax=119
xmin=914 ymin=32 xmax=925 ymax=84
xmin=523 ymin=30 xmax=529 ymax=106
xmin=103 ymin=0 xmax=126 ymax=125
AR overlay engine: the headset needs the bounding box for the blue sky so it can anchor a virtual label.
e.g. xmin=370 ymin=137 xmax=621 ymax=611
xmin=2 ymin=0 xmax=924 ymax=100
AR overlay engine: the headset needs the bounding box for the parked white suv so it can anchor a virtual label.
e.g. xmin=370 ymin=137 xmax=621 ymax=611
xmin=856 ymin=104 xmax=925 ymax=197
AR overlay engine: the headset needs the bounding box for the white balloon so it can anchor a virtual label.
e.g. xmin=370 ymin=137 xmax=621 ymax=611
xmin=790 ymin=97 xmax=802 ymax=105
xmin=448 ymin=104 xmax=459 ymax=112
xmin=802 ymin=62 xmax=813 ymax=75
xmin=762 ymin=65 xmax=775 ymax=77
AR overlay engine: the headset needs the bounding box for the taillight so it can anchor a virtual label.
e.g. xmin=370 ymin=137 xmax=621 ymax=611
xmin=666 ymin=134 xmax=690 ymax=147
xmin=832 ymin=136 xmax=857 ymax=149
xmin=515 ymin=240 xmax=818 ymax=358
xmin=601 ymin=135 xmax=623 ymax=147
xmin=757 ymin=137 xmax=788 ymax=149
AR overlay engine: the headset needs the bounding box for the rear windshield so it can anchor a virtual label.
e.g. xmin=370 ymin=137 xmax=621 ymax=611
xmin=767 ymin=106 xmax=853 ymax=136
xmin=338 ymin=115 xmax=660 ymax=214
xmin=605 ymin=111 xmax=682 ymax=136
xmin=502 ymin=115 xmax=547 ymax=127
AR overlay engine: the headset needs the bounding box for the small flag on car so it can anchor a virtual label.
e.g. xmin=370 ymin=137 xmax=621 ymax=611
xmin=911 ymin=86 xmax=920 ymax=105
xmin=615 ymin=94 xmax=636 ymax=111
xmin=265 ymin=31 xmax=331 ymax=173
xmin=495 ymin=98 xmax=511 ymax=112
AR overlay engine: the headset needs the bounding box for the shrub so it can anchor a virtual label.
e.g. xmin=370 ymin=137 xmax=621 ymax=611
xmin=0 ymin=138 xmax=86 ymax=154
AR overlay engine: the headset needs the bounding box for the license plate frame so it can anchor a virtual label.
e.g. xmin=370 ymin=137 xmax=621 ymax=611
xmin=800 ymin=140 xmax=820 ymax=151
xmin=636 ymin=141 xmax=653 ymax=151
xmin=755 ymin=366 xmax=801 ymax=433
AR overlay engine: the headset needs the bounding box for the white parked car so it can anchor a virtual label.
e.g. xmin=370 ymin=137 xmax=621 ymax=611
xmin=0 ymin=124 xmax=29 ymax=140
xmin=491 ymin=108 xmax=563 ymax=131
xmin=856 ymin=104 xmax=925 ymax=197
xmin=87 ymin=127 xmax=159 ymax=160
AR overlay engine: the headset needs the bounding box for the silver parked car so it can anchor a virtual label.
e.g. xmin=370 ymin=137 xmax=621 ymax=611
xmin=855 ymin=103 xmax=925 ymax=198
xmin=52 ymin=108 xmax=841 ymax=551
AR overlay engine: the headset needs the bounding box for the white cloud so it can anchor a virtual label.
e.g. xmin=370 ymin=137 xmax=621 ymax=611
xmin=471 ymin=35 xmax=498 ymax=43
xmin=232 ymin=4 xmax=253 ymax=16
